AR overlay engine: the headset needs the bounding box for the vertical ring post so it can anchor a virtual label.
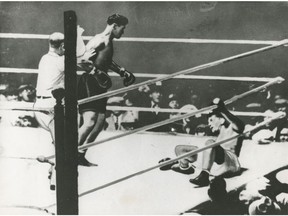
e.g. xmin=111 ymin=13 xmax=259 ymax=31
xmin=54 ymin=10 xmax=79 ymax=215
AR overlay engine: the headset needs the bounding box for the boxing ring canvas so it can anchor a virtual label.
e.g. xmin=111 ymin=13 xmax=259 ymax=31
xmin=0 ymin=126 xmax=288 ymax=214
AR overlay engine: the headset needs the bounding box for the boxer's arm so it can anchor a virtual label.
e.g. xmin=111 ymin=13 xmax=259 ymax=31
xmin=76 ymin=25 xmax=86 ymax=58
xmin=110 ymin=61 xmax=136 ymax=86
xmin=76 ymin=26 xmax=97 ymax=60
xmin=86 ymin=35 xmax=104 ymax=52
xmin=110 ymin=60 xmax=125 ymax=76
xmin=77 ymin=34 xmax=103 ymax=70
xmin=222 ymin=110 xmax=245 ymax=133
xmin=213 ymin=98 xmax=245 ymax=133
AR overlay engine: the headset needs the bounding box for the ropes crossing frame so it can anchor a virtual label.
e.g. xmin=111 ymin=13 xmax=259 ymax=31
xmin=78 ymin=39 xmax=288 ymax=105
xmin=43 ymin=110 xmax=285 ymax=210
xmin=42 ymin=76 xmax=283 ymax=160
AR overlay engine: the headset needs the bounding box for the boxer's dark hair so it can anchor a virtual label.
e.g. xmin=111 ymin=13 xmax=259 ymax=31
xmin=107 ymin=14 xmax=128 ymax=26
xmin=208 ymin=109 xmax=223 ymax=119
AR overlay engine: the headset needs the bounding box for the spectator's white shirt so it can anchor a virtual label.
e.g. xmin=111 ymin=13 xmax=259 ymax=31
xmin=36 ymin=51 xmax=64 ymax=97
xmin=121 ymin=110 xmax=138 ymax=123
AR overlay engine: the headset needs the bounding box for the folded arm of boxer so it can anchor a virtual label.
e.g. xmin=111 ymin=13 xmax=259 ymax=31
xmin=213 ymin=98 xmax=245 ymax=133
xmin=76 ymin=25 xmax=97 ymax=71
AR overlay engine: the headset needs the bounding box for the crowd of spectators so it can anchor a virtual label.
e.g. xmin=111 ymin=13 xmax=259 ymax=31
xmin=1 ymin=81 xmax=288 ymax=142
xmin=0 ymin=84 xmax=36 ymax=102
xmin=104 ymin=83 xmax=209 ymax=134
xmin=0 ymin=84 xmax=38 ymax=127
xmin=103 ymin=83 xmax=288 ymax=215
xmin=1 ymin=81 xmax=288 ymax=215
xmin=244 ymin=93 xmax=288 ymax=143
xmin=104 ymin=83 xmax=288 ymax=143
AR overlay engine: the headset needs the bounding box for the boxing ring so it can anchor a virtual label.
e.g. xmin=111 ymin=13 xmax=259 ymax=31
xmin=1 ymin=128 xmax=288 ymax=214
xmin=1 ymin=12 xmax=288 ymax=215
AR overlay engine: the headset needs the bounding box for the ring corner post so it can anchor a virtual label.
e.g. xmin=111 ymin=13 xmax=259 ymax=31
xmin=55 ymin=10 xmax=79 ymax=215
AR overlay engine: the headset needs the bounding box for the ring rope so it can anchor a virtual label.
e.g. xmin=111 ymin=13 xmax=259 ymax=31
xmin=0 ymin=103 xmax=276 ymax=117
xmin=1 ymin=28 xmax=285 ymax=213
xmin=43 ymin=77 xmax=283 ymax=160
xmin=0 ymin=67 xmax=275 ymax=83
xmin=0 ymin=107 xmax=50 ymax=113
xmin=0 ymin=205 xmax=54 ymax=215
xmin=0 ymin=68 xmax=38 ymax=73
xmin=78 ymin=39 xmax=288 ymax=105
xmin=1 ymin=156 xmax=37 ymax=161
xmin=106 ymin=106 xmax=274 ymax=117
xmin=116 ymin=37 xmax=279 ymax=45
xmin=0 ymin=101 xmax=50 ymax=113
xmin=77 ymin=77 xmax=283 ymax=151
xmin=0 ymin=33 xmax=280 ymax=45
xmin=44 ymin=111 xmax=285 ymax=209
xmin=0 ymin=74 xmax=280 ymax=114
xmin=127 ymin=74 xmax=275 ymax=82
xmin=79 ymin=111 xmax=285 ymax=197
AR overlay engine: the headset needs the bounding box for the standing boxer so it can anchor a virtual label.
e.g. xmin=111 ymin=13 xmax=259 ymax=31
xmin=77 ymin=14 xmax=136 ymax=166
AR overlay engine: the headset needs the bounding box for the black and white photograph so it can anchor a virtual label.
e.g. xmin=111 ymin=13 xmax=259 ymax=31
xmin=0 ymin=1 xmax=288 ymax=215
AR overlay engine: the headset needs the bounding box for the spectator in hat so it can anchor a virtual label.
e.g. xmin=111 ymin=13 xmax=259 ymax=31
xmin=180 ymin=104 xmax=200 ymax=134
xmin=247 ymin=97 xmax=288 ymax=143
xmin=120 ymin=92 xmax=139 ymax=130
xmin=166 ymin=94 xmax=183 ymax=133
xmin=105 ymin=96 xmax=125 ymax=131
xmin=1 ymin=86 xmax=18 ymax=101
xmin=105 ymin=93 xmax=139 ymax=131
xmin=167 ymin=94 xmax=180 ymax=118
xmin=0 ymin=84 xmax=9 ymax=101
xmin=180 ymin=91 xmax=203 ymax=135
xmin=17 ymin=84 xmax=36 ymax=102
xmin=134 ymin=85 xmax=150 ymax=107
xmin=138 ymin=85 xmax=168 ymax=132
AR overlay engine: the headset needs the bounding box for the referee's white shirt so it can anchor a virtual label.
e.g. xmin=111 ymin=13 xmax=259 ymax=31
xmin=36 ymin=51 xmax=64 ymax=97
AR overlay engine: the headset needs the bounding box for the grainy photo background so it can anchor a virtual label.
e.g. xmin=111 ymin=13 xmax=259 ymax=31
xmin=0 ymin=1 xmax=288 ymax=215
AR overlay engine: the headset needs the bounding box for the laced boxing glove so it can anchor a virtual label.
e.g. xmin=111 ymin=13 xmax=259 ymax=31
xmin=119 ymin=68 xmax=136 ymax=86
xmin=91 ymin=69 xmax=112 ymax=90
xmin=78 ymin=60 xmax=94 ymax=72
xmin=212 ymin=97 xmax=226 ymax=113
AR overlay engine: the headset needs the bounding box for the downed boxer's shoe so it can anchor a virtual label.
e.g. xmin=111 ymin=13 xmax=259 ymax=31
xmin=190 ymin=170 xmax=210 ymax=187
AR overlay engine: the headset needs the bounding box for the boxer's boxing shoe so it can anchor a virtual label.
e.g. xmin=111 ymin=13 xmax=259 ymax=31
xmin=190 ymin=170 xmax=210 ymax=187
xmin=78 ymin=152 xmax=98 ymax=167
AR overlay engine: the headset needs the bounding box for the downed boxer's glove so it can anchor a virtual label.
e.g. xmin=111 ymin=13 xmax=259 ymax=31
xmin=212 ymin=97 xmax=227 ymax=113
xmin=158 ymin=157 xmax=178 ymax=171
